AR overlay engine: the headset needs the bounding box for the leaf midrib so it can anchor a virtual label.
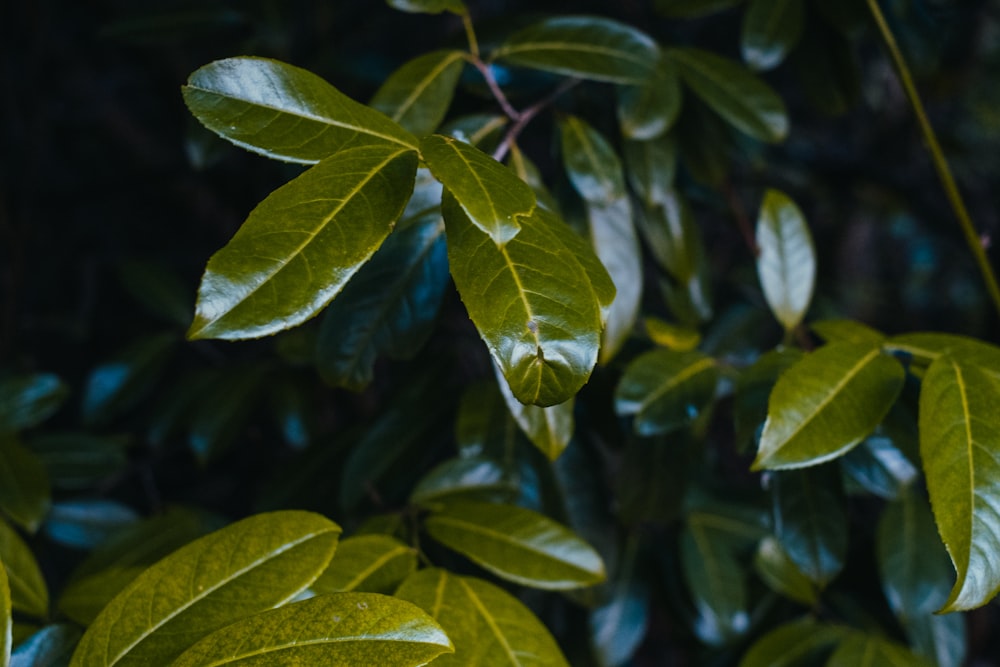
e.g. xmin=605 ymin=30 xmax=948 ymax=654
xmin=497 ymin=41 xmax=652 ymax=70
xmin=458 ymin=578 xmax=521 ymax=666
xmin=639 ymin=356 xmax=716 ymax=414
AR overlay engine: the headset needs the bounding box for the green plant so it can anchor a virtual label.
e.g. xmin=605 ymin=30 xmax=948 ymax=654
xmin=3 ymin=0 xmax=1000 ymax=664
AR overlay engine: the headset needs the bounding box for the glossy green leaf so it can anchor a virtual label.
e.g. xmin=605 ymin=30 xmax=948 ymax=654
xmin=42 ymin=500 xmax=138 ymax=550
xmin=82 ymin=333 xmax=176 ymax=425
xmin=494 ymin=16 xmax=660 ymax=84
xmin=753 ymin=536 xmax=818 ymax=605
xmin=312 ymin=535 xmax=416 ymax=594
xmin=886 ymin=332 xmax=1000 ymax=367
xmin=1 ymin=557 xmax=9 ymax=667
xmin=444 ymin=195 xmax=605 ymax=406
xmin=410 ymin=456 xmax=514 ymax=506
xmin=440 ymin=113 xmax=508 ymax=148
xmin=739 ymin=617 xmax=844 ymax=667
xmin=624 ymin=133 xmax=678 ymax=208
xmin=371 ymin=50 xmax=465 ymax=137
xmin=395 ymin=568 xmax=569 ymax=666
xmin=637 ymin=188 xmax=702 ymax=282
xmin=825 ymin=632 xmax=934 ymax=667
xmin=386 ymin=0 xmax=466 ymax=14
xmin=70 ymin=511 xmax=341 ymax=666
xmin=188 ymin=144 xmax=417 ymax=340
xmin=425 ymin=500 xmax=605 ymax=589
xmin=615 ymin=349 xmax=719 ymax=436
xmin=920 ymin=351 xmax=1000 ymax=611
xmin=668 ymin=47 xmax=788 ymax=142
xmin=0 ymin=521 xmax=47 ymax=620
xmin=655 ymin=0 xmax=743 ymax=18
xmin=734 ymin=348 xmax=803 ymax=452
xmin=183 ymin=57 xmax=417 ymax=163
xmin=421 ymin=134 xmax=534 ymax=245
xmin=26 ymin=433 xmax=128 ymax=490
xmin=494 ymin=364 xmax=573 ymax=461
xmin=0 ymin=437 xmax=50 ymax=533
xmin=840 ymin=436 xmax=917 ymax=500
xmin=0 ymin=375 xmax=67 ymax=434
xmin=317 ymin=213 xmax=448 ymax=390
xmin=741 ymin=0 xmax=805 ymax=70
xmin=617 ymin=57 xmax=682 ymax=140
xmin=811 ymin=319 xmax=884 ymax=345
xmin=559 ymin=115 xmax=626 ymax=204
xmin=10 ymin=625 xmax=81 ymax=667
xmin=681 ymin=515 xmax=750 ymax=645
xmin=772 ymin=467 xmax=847 ymax=586
xmin=754 ymin=342 xmax=905 ymax=470
xmin=755 ymin=189 xmax=815 ymax=332
xmin=172 ymin=592 xmax=452 ymax=666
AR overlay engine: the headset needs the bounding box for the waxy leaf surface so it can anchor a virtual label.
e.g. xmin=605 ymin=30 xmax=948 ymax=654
xmin=189 ymin=144 xmax=417 ymax=340
xmin=753 ymin=536 xmax=818 ymax=605
xmin=772 ymin=468 xmax=847 ymax=586
xmin=371 ymin=50 xmax=466 ymax=137
xmin=494 ymin=364 xmax=574 ymax=461
xmin=0 ymin=521 xmax=46 ymax=620
xmin=615 ymin=349 xmax=719 ymax=436
xmin=617 ymin=57 xmax=682 ymax=140
xmin=624 ymin=133 xmax=678 ymax=207
xmin=741 ymin=0 xmax=805 ymax=70
xmin=313 ymin=535 xmax=416 ymax=594
xmin=183 ymin=57 xmax=417 ymax=163
xmin=410 ymin=456 xmax=512 ymax=506
xmin=755 ymin=189 xmax=815 ymax=332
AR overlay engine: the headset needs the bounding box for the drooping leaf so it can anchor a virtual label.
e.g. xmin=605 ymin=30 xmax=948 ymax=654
xmin=739 ymin=617 xmax=845 ymax=667
xmin=637 ymin=188 xmax=702 ymax=283
xmin=617 ymin=57 xmax=682 ymax=140
xmin=444 ymin=195 xmax=605 ymax=406
xmin=316 ymin=213 xmax=448 ymax=390
xmin=312 ymin=535 xmax=416 ymax=594
xmin=740 ymin=0 xmax=805 ymax=70
xmin=421 ymin=134 xmax=534 ymax=245
xmin=615 ymin=348 xmax=719 ymax=436
xmin=395 ymin=568 xmax=569 ymax=666
xmin=755 ymin=189 xmax=815 ymax=332
xmin=753 ymin=342 xmax=905 ymax=470
xmin=494 ymin=363 xmax=574 ymax=461
xmin=0 ymin=521 xmax=47 ymax=620
xmin=42 ymin=500 xmax=138 ymax=550
xmin=772 ymin=467 xmax=847 ymax=586
xmin=26 ymin=433 xmax=128 ymax=490
xmin=733 ymin=347 xmax=803 ymax=452
xmin=825 ymin=632 xmax=934 ymax=667
xmin=188 ymin=143 xmax=418 ymax=340
xmin=494 ymin=16 xmax=660 ymax=84
xmin=0 ymin=375 xmax=68 ymax=434
xmin=654 ymin=0 xmax=744 ymax=19
xmin=1 ymin=557 xmax=9 ymax=667
xmin=840 ymin=435 xmax=918 ymax=500
xmin=681 ymin=515 xmax=750 ymax=645
xmin=919 ymin=351 xmax=1000 ymax=611
xmin=70 ymin=511 xmax=341 ymax=667
xmin=667 ymin=47 xmax=788 ymax=142
xmin=0 ymin=437 xmax=50 ymax=533
xmin=410 ymin=456 xmax=515 ymax=506
xmin=9 ymin=625 xmax=81 ymax=667
xmin=623 ymin=133 xmax=678 ymax=207
xmin=371 ymin=50 xmax=466 ymax=136
xmin=183 ymin=57 xmax=418 ymax=163
xmin=425 ymin=500 xmax=605 ymax=589
xmin=81 ymin=333 xmax=176 ymax=426
xmin=753 ymin=536 xmax=818 ymax=605
xmin=559 ymin=115 xmax=626 ymax=204
xmin=386 ymin=0 xmax=466 ymax=14
xmin=172 ymin=592 xmax=452 ymax=666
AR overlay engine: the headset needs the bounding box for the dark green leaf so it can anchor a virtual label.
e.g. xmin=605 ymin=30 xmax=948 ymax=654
xmin=589 ymin=539 xmax=648 ymax=667
xmin=386 ymin=0 xmax=466 ymax=14
xmin=0 ymin=437 xmax=50 ymax=533
xmin=10 ymin=625 xmax=81 ymax=667
xmin=0 ymin=521 xmax=47 ymax=620
xmin=188 ymin=144 xmax=417 ymax=340
xmin=494 ymin=16 xmax=660 ymax=84
xmin=183 ymin=57 xmax=418 ymax=163
xmin=655 ymin=0 xmax=744 ymax=19
xmin=172 ymin=592 xmax=452 ymax=666
xmin=494 ymin=365 xmax=574 ymax=461
xmin=82 ymin=333 xmax=176 ymax=426
xmin=637 ymin=189 xmax=702 ymax=282
xmin=624 ymin=133 xmax=678 ymax=207
xmin=790 ymin=17 xmax=860 ymax=116
xmin=753 ymin=536 xmax=818 ymax=605
xmin=312 ymin=535 xmax=416 ymax=594
xmin=840 ymin=436 xmax=917 ymax=499
xmin=734 ymin=348 xmax=803 ymax=452
xmin=316 ymin=213 xmax=447 ymax=391
xmin=371 ymin=50 xmax=466 ymax=136
xmin=681 ymin=514 xmax=750 ymax=645
xmin=0 ymin=375 xmax=67 ymax=434
xmin=615 ymin=349 xmax=719 ymax=436
xmin=187 ymin=366 xmax=267 ymax=463
xmin=421 ymin=134 xmax=534 ymax=245
xmin=668 ymin=47 xmax=788 ymax=142
xmin=886 ymin=332 xmax=1000 ymax=367
xmin=69 ymin=511 xmax=341 ymax=666
xmin=740 ymin=0 xmax=805 ymax=70
xmin=267 ymin=376 xmax=314 ymax=449
xmin=754 ymin=342 xmax=905 ymax=470
xmin=440 ymin=113 xmax=508 ymax=148
xmin=811 ymin=319 xmax=884 ymax=345
xmin=42 ymin=500 xmax=138 ymax=550
xmin=395 ymin=568 xmax=569 ymax=666
xmin=425 ymin=501 xmax=605 ymax=589
xmin=1 ymin=556 xmax=9 ymax=667
xmin=772 ymin=467 xmax=847 ymax=586
xmin=117 ymin=259 xmax=192 ymax=328
xmin=617 ymin=57 xmax=682 ymax=140
xmin=410 ymin=456 xmax=514 ymax=506
xmin=825 ymin=632 xmax=934 ymax=667
xmin=559 ymin=115 xmax=626 ymax=203
xmin=755 ymin=189 xmax=815 ymax=332
xmin=444 ymin=195 xmax=605 ymax=406
xmin=739 ymin=617 xmax=844 ymax=667
xmin=26 ymin=433 xmax=128 ymax=491
xmin=507 ymin=143 xmax=559 ymax=212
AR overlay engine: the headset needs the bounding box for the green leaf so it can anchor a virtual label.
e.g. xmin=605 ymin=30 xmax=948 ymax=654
xmin=26 ymin=433 xmax=128 ymax=490
xmin=681 ymin=514 xmax=750 ymax=645
xmin=386 ymin=0 xmax=466 ymax=14
xmin=886 ymin=332 xmax=1000 ymax=367
xmin=117 ymin=259 xmax=192 ymax=328
xmin=70 ymin=511 xmax=341 ymax=667
xmin=0 ymin=437 xmax=50 ymax=533
xmin=425 ymin=501 xmax=605 ymax=589
xmin=42 ymin=500 xmax=137 ymax=550
xmin=615 ymin=349 xmax=719 ymax=436
xmin=617 ymin=57 xmax=682 ymax=140
xmin=772 ymin=467 xmax=847 ymax=586
xmin=172 ymin=592 xmax=452 ymax=666
xmin=739 ymin=617 xmax=844 ymax=667
xmin=623 ymin=133 xmax=678 ymax=208
xmin=0 ymin=375 xmax=67 ymax=434
xmin=507 ymin=144 xmax=559 ymax=213
xmin=919 ymin=351 xmax=1000 ymax=611
xmin=440 ymin=114 xmax=508 ymax=148
xmin=589 ymin=538 xmax=648 ymax=667
xmin=10 ymin=625 xmax=81 ymax=667
xmin=753 ymin=536 xmax=818 ymax=605
xmin=840 ymin=435 xmax=918 ymax=500
xmin=410 ymin=456 xmax=515 ymax=506
xmin=825 ymin=632 xmax=934 ymax=667
xmin=637 ymin=189 xmax=702 ymax=282
xmin=645 ymin=317 xmax=701 ymax=351
xmin=443 ymin=196 xmax=605 ymax=406
xmin=187 ymin=366 xmax=267 ymax=463
xmin=188 ymin=143 xmax=418 ymax=340
xmin=421 ymin=134 xmax=534 ymax=245
xmin=494 ymin=16 xmax=660 ymax=84
xmin=312 ymin=535 xmax=416 ymax=594
xmin=316 ymin=213 xmax=448 ymax=390
xmin=655 ymin=0 xmax=744 ymax=19
xmin=734 ymin=348 xmax=803 ymax=452
xmin=811 ymin=319 xmax=884 ymax=345
xmin=667 ymin=47 xmax=788 ymax=142
xmin=395 ymin=568 xmax=570 ymax=666
xmin=0 ymin=521 xmax=47 ymax=620
xmin=494 ymin=364 xmax=574 ymax=461
xmin=753 ymin=342 xmax=905 ymax=470
xmin=183 ymin=57 xmax=417 ymax=163
xmin=559 ymin=115 xmax=626 ymax=203
xmin=1 ymin=557 xmax=9 ymax=667
xmin=740 ymin=0 xmax=805 ymax=70
xmin=755 ymin=189 xmax=815 ymax=332
xmin=371 ymin=50 xmax=466 ymax=137
xmin=82 ymin=333 xmax=176 ymax=426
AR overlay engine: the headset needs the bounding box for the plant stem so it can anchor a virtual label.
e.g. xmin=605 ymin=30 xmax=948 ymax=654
xmin=461 ymin=12 xmax=479 ymax=59
xmin=866 ymin=0 xmax=1000 ymax=316
xmin=492 ymin=78 xmax=579 ymax=162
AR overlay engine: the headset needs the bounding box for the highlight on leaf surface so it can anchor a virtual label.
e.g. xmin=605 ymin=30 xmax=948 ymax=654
xmin=755 ymin=188 xmax=815 ymax=332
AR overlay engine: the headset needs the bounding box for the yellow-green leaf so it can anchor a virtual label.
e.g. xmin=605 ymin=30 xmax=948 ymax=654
xmin=183 ymin=57 xmax=417 ymax=163
xmin=9 ymin=624 xmax=81 ymax=667
xmin=172 ymin=592 xmax=452 ymax=666
xmin=0 ymin=437 xmax=49 ymax=534
xmin=826 ymin=632 xmax=934 ymax=667
xmin=811 ymin=319 xmax=884 ymax=345
xmin=615 ymin=349 xmax=719 ymax=436
xmin=740 ymin=0 xmax=805 ymax=71
xmin=188 ymin=144 xmax=417 ymax=340
xmin=494 ymin=364 xmax=574 ymax=461
xmin=755 ymin=189 xmax=815 ymax=332
xmin=312 ymin=535 xmax=416 ymax=595
xmin=425 ymin=501 xmax=605 ymax=590
xmin=0 ymin=521 xmax=46 ymax=620
xmin=739 ymin=617 xmax=845 ymax=667
xmin=70 ymin=511 xmax=341 ymax=667
xmin=1 ymin=557 xmax=9 ymax=667
xmin=371 ymin=50 xmax=466 ymax=137
xmin=410 ymin=456 xmax=515 ymax=506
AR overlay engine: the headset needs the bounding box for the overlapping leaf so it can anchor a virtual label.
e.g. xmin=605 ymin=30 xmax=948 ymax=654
xmin=624 ymin=133 xmax=678 ymax=207
xmin=741 ymin=0 xmax=805 ymax=70
xmin=312 ymin=535 xmax=416 ymax=594
xmin=772 ymin=468 xmax=847 ymax=586
xmin=9 ymin=625 xmax=81 ymax=667
xmin=410 ymin=456 xmax=513 ymax=506
xmin=617 ymin=57 xmax=682 ymax=140
xmin=494 ymin=363 xmax=574 ymax=461
xmin=371 ymin=50 xmax=466 ymax=136
xmin=0 ymin=521 xmax=47 ymax=620
xmin=753 ymin=536 xmax=817 ymax=605
xmin=681 ymin=515 xmax=750 ymax=645
xmin=826 ymin=632 xmax=934 ymax=667
xmin=739 ymin=617 xmax=845 ymax=667
xmin=0 ymin=437 xmax=50 ymax=533
xmin=755 ymin=189 xmax=815 ymax=332
xmin=188 ymin=144 xmax=417 ymax=340
xmin=183 ymin=57 xmax=418 ymax=163
xmin=615 ymin=349 xmax=719 ymax=436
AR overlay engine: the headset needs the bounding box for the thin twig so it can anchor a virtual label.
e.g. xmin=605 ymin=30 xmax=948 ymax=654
xmin=471 ymin=58 xmax=520 ymax=121
xmin=492 ymin=77 xmax=580 ymax=162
